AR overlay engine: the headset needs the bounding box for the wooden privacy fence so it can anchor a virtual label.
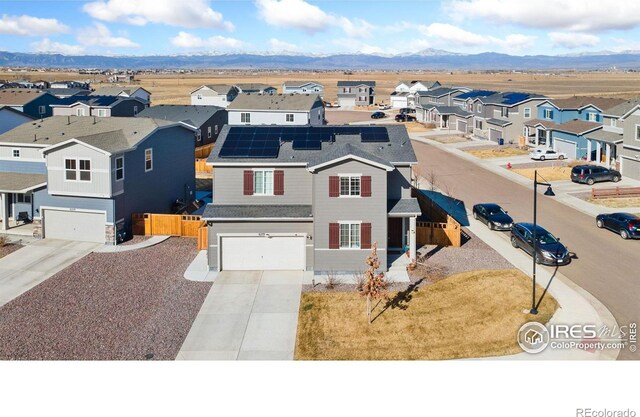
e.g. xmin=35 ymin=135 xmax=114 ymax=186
xmin=197 ymin=225 xmax=208 ymax=250
xmin=195 ymin=144 xmax=214 ymax=158
xmin=196 ymin=158 xmax=213 ymax=174
xmin=591 ymin=186 xmax=640 ymax=199
xmin=132 ymin=213 xmax=204 ymax=237
xmin=416 ymin=220 xmax=461 ymax=247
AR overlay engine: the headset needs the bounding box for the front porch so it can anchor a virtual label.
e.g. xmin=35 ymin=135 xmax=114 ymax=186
xmin=585 ymin=130 xmax=623 ymax=169
xmin=0 ymin=172 xmax=47 ymax=234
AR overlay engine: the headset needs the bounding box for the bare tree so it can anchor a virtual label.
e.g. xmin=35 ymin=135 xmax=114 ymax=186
xmin=359 ymin=242 xmax=389 ymax=324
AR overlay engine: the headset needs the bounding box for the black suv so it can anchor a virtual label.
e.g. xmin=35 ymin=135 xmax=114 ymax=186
xmin=510 ymin=223 xmax=571 ymax=266
xmin=596 ymin=212 xmax=640 ymax=239
xmin=395 ymin=113 xmax=416 ymax=122
xmin=571 ymin=165 xmax=621 ymax=185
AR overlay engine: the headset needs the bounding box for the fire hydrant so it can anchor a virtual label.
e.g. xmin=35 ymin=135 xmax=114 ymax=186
xmin=507 ymin=162 xmax=512 ymax=169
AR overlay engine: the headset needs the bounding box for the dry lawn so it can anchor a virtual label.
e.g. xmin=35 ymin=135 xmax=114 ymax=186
xmin=588 ymin=197 xmax=640 ymax=208
xmin=404 ymin=121 xmax=434 ymax=133
xmin=5 ymin=70 xmax=640 ymax=105
xmin=428 ymin=135 xmax=469 ymax=144
xmin=295 ymin=269 xmax=557 ymax=360
xmin=512 ymin=166 xmax=572 ymax=181
xmin=466 ymin=147 xmax=530 ymax=159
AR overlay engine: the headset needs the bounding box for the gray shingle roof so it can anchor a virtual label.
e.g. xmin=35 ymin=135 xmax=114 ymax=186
xmin=417 ymin=87 xmax=461 ymax=98
xmin=585 ymin=129 xmax=623 ymax=144
xmin=604 ymin=98 xmax=640 ymax=117
xmin=234 ymin=83 xmax=276 ymax=92
xmin=283 ymin=81 xmax=322 ymax=88
xmin=136 ymin=104 xmax=224 ymax=128
xmin=0 ymin=89 xmax=49 ymax=106
xmin=479 ymin=92 xmax=546 ymax=106
xmin=45 ymin=88 xmax=91 ymax=97
xmin=337 ymin=80 xmax=376 ymax=87
xmin=208 ymin=125 xmax=417 ymax=166
xmin=202 ymin=204 xmax=313 ymax=220
xmin=90 ymin=86 xmax=148 ymax=97
xmin=0 ymin=172 xmax=47 ymax=193
xmin=417 ymin=104 xmax=472 ymax=117
xmin=388 ymin=198 xmax=421 ymax=215
xmin=227 ymin=93 xmax=323 ymax=111
xmin=486 ymin=118 xmax=512 ymax=127
xmin=308 ymin=142 xmax=394 ymax=170
xmin=201 ymin=84 xmax=237 ymax=95
xmin=50 ymin=95 xmax=138 ymax=108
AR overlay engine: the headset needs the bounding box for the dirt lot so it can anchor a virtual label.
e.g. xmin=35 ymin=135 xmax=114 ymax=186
xmin=5 ymin=70 xmax=640 ymax=105
xmin=0 ymin=238 xmax=211 ymax=360
xmin=466 ymin=146 xmax=530 ymax=159
xmin=325 ymin=109 xmax=377 ymax=125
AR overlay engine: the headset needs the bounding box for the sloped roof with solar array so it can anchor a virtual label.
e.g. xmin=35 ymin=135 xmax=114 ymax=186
xmin=208 ymin=125 xmax=416 ymax=165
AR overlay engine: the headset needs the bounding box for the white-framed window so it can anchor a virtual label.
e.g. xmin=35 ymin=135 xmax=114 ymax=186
xmin=76 ymin=108 xmax=85 ymax=116
xmin=145 ymin=148 xmax=153 ymax=172
xmin=476 ymin=103 xmax=482 ymax=113
xmin=524 ymin=108 xmax=531 ymax=118
xmin=207 ymin=126 xmax=212 ymax=138
xmin=339 ymin=222 xmax=361 ymax=249
xmin=64 ymin=158 xmax=91 ymax=181
xmin=196 ymin=94 xmax=202 ymax=100
xmin=339 ymin=175 xmax=361 ymax=197
xmin=38 ymin=105 xmax=45 ymax=115
xmin=286 ymin=113 xmax=294 ymax=122
xmin=587 ymin=112 xmax=598 ymax=122
xmin=115 ymin=156 xmax=125 ymax=181
xmin=16 ymin=193 xmax=31 ymax=204
xmin=241 ymin=113 xmax=251 ymax=123
xmin=636 ymin=124 xmax=640 ymax=142
xmin=253 ymin=170 xmax=274 ymax=195
xmin=610 ymin=118 xmax=617 ymax=128
xmin=214 ymin=125 xmax=219 ymax=135
xmin=544 ymin=109 xmax=553 ymax=119
xmin=196 ymin=129 xmax=202 ymax=142
xmin=501 ymin=107 xmax=509 ymax=118
xmin=97 ymin=109 xmax=107 ymax=117
xmin=12 ymin=149 xmax=20 ymax=158
xmin=475 ymin=119 xmax=483 ymax=130
xmin=79 ymin=159 xmax=91 ymax=181
xmin=133 ymin=106 xmax=138 ymax=115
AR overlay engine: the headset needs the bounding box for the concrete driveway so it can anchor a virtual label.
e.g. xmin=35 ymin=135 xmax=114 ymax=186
xmin=0 ymin=239 xmax=100 ymax=306
xmin=178 ymin=270 xmax=302 ymax=360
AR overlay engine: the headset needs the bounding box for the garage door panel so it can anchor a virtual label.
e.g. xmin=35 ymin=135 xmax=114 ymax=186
xmin=622 ymin=157 xmax=640 ymax=181
xmin=44 ymin=209 xmax=105 ymax=243
xmin=489 ymin=128 xmax=501 ymax=141
xmin=457 ymin=120 xmax=467 ymax=133
xmin=554 ymin=139 xmax=577 ymax=159
xmin=221 ymin=236 xmax=305 ymax=271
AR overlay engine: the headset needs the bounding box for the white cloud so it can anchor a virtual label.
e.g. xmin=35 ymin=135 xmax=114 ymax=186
xmin=83 ymin=0 xmax=234 ymax=30
xmin=332 ymin=38 xmax=387 ymax=55
xmin=450 ymin=0 xmax=640 ymax=32
xmin=78 ymin=22 xmax=139 ymax=48
xmin=548 ymin=32 xmax=599 ymax=49
xmin=0 ymin=14 xmax=69 ymax=36
xmin=418 ymin=23 xmax=487 ymax=46
xmin=492 ymin=34 xmax=537 ymax=52
xmin=269 ymin=38 xmax=300 ymax=51
xmin=31 ymin=38 xmax=84 ymax=55
xmin=171 ymin=31 xmax=247 ymax=49
xmin=255 ymin=0 xmax=375 ymax=37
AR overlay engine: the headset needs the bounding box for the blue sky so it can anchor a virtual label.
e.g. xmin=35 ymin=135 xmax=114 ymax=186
xmin=1 ymin=0 xmax=640 ymax=56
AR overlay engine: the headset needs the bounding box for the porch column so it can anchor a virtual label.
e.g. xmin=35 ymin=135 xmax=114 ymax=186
xmin=596 ymin=141 xmax=602 ymax=164
xmin=605 ymin=143 xmax=612 ymax=166
xmin=535 ymin=129 xmax=539 ymax=146
xmin=0 ymin=193 xmax=7 ymax=232
xmin=401 ymin=217 xmax=407 ymax=249
xmin=409 ymin=216 xmax=417 ymax=263
xmin=587 ymin=140 xmax=592 ymax=161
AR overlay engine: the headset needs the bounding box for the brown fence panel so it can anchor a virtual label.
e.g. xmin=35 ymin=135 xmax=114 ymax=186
xmin=197 ymin=225 xmax=208 ymax=250
xmin=195 ymin=144 xmax=214 ymax=159
xmin=196 ymin=158 xmax=213 ymax=174
xmin=132 ymin=213 xmax=151 ymax=236
xmin=416 ymin=221 xmax=461 ymax=247
xmin=182 ymin=216 xmax=204 ymax=237
xmin=150 ymin=214 xmax=182 ymax=236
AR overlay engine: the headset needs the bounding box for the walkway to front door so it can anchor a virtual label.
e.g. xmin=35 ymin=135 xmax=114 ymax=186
xmin=177 ymin=270 xmax=302 ymax=360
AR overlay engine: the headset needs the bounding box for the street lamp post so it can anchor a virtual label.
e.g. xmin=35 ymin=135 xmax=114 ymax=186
xmin=531 ymin=169 xmax=555 ymax=315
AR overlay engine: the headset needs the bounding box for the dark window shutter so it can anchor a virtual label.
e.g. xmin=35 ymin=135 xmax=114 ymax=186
xmin=361 ymin=223 xmax=371 ymax=249
xmin=361 ymin=176 xmax=372 ymax=197
xmin=243 ymin=170 xmax=253 ymax=195
xmin=274 ymin=170 xmax=284 ymax=195
xmin=329 ymin=176 xmax=339 ymax=197
xmin=329 ymin=223 xmax=339 ymax=249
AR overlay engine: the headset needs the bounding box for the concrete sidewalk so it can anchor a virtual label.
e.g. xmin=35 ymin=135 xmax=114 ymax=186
xmin=177 ymin=270 xmax=302 ymax=360
xmin=93 ymin=235 xmax=169 ymax=253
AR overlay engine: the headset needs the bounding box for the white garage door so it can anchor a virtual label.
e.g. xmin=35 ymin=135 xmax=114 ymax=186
xmin=457 ymin=120 xmax=468 ymax=133
xmin=554 ymin=139 xmax=577 ymax=159
xmin=489 ymin=128 xmax=502 ymax=141
xmin=338 ymin=97 xmax=356 ymax=109
xmin=44 ymin=209 xmax=106 ymax=243
xmin=221 ymin=235 xmax=305 ymax=271
xmin=622 ymin=156 xmax=640 ymax=181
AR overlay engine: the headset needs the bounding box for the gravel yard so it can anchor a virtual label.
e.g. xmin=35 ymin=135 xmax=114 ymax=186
xmin=0 ymin=242 xmax=23 ymax=259
xmin=0 ymin=238 xmax=212 ymax=360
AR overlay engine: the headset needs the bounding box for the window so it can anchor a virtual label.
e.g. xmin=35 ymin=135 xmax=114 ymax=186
xmin=339 ymin=223 xmax=361 ymax=249
xmin=76 ymin=108 xmax=85 ymax=116
xmin=97 ymin=109 xmax=107 ymax=117
xmin=214 ymin=125 xmax=219 ymax=135
xmin=475 ymin=119 xmax=483 ymax=130
xmin=65 ymin=159 xmax=77 ymax=180
xmin=339 ymin=175 xmax=361 ymax=197
xmin=636 ymin=125 xmax=640 ymax=141
xmin=145 ymin=148 xmax=153 ymax=172
xmin=133 ymin=106 xmax=138 ymax=115
xmin=196 ymin=129 xmax=202 ymax=142
xmin=65 ymin=159 xmax=91 ymax=181
xmin=501 ymin=107 xmax=509 ymax=118
xmin=587 ymin=113 xmax=599 ymax=122
xmin=12 ymin=149 xmax=20 ymax=158
xmin=196 ymin=94 xmax=202 ymax=100
xmin=16 ymin=193 xmax=31 ymax=204
xmin=286 ymin=113 xmax=294 ymax=122
xmin=544 ymin=109 xmax=554 ymax=119
xmin=610 ymin=118 xmax=617 ymax=127
xmin=207 ymin=126 xmax=212 ymax=138
xmin=241 ymin=113 xmax=251 ymax=123
xmin=476 ymin=103 xmax=482 ymax=113
xmin=38 ymin=105 xmax=45 ymax=115
xmin=79 ymin=159 xmax=91 ymax=181
xmin=115 ymin=156 xmax=124 ymax=181
xmin=524 ymin=108 xmax=531 ymax=118
xmin=253 ymin=170 xmax=274 ymax=195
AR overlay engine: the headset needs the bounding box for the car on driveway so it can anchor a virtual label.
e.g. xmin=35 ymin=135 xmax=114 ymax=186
xmin=378 ymin=104 xmax=391 ymax=110
xmin=571 ymin=165 xmax=622 ymax=185
xmin=399 ymin=107 xmax=416 ymax=114
xmin=395 ymin=113 xmax=416 ymax=122
xmin=472 ymin=203 xmax=514 ymax=231
xmin=510 ymin=222 xmax=571 ymax=266
xmin=530 ymin=148 xmax=566 ymax=161
xmin=371 ymin=111 xmax=386 ymax=119
xmin=596 ymin=212 xmax=640 ymax=239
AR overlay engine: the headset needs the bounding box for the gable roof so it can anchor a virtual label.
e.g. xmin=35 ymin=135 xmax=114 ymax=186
xmin=418 ymin=104 xmax=472 ymax=118
xmin=227 ymin=93 xmax=322 ymax=111
xmin=307 ymin=142 xmax=394 ymax=171
xmin=585 ymin=129 xmax=623 ymax=144
xmin=90 ymin=86 xmax=150 ymax=97
xmin=604 ymin=97 xmax=640 ymax=117
xmin=0 ymin=106 xmax=35 ymax=120
xmin=399 ymin=80 xmax=439 ymax=88
xmin=283 ymin=80 xmax=322 ymax=88
xmin=0 ymin=172 xmax=47 ymax=193
xmin=454 ymin=90 xmax=498 ymax=100
xmin=416 ymin=87 xmax=462 ymax=98
xmin=552 ymin=119 xmax=602 ymax=135
xmin=541 ymin=96 xmax=625 ymax=111
xmin=49 ymin=95 xmax=142 ymax=108
xmin=44 ymin=88 xmax=92 ymax=97
xmin=136 ymin=104 xmax=225 ymax=127
xmin=478 ymin=92 xmax=546 ymax=107
xmin=0 ymin=89 xmax=51 ymax=106
xmin=234 ymin=83 xmax=276 ymax=92
xmin=337 ymin=80 xmax=376 ymax=87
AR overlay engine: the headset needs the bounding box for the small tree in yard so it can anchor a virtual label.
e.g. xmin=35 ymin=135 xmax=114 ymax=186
xmin=359 ymin=242 xmax=389 ymax=324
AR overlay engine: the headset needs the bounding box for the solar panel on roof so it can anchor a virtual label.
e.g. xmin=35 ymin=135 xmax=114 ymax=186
xmin=292 ymin=139 xmax=322 ymax=150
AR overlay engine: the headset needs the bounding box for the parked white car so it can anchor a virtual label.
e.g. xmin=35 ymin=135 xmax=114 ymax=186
xmin=378 ymin=104 xmax=391 ymax=110
xmin=529 ymin=148 xmax=567 ymax=161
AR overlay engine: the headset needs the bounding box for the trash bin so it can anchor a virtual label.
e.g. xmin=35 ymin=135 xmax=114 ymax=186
xmin=498 ymin=138 xmax=504 ymax=145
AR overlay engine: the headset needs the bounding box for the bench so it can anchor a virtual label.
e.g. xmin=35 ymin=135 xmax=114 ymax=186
xmin=591 ymin=187 xmax=640 ymax=199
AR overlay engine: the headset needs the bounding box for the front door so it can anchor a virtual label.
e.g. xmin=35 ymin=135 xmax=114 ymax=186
xmin=388 ymin=218 xmax=403 ymax=249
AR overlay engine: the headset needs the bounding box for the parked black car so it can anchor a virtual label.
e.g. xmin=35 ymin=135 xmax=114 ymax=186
xmin=371 ymin=111 xmax=386 ymax=119
xmin=510 ymin=223 xmax=571 ymax=266
xmin=395 ymin=113 xmax=416 ymax=122
xmin=571 ymin=165 xmax=621 ymax=185
xmin=596 ymin=212 xmax=640 ymax=239
xmin=472 ymin=203 xmax=514 ymax=231
xmin=399 ymin=107 xmax=416 ymax=114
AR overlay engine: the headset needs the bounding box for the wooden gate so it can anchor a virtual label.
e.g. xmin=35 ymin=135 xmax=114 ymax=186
xmin=132 ymin=213 xmax=205 ymax=238
xmin=416 ymin=220 xmax=461 ymax=247
xmin=197 ymin=225 xmax=208 ymax=250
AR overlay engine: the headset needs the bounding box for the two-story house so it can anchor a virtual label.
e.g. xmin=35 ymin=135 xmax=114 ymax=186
xmin=282 ymin=81 xmax=324 ymax=96
xmin=337 ymin=81 xmax=376 ymax=108
xmin=234 ymin=84 xmax=277 ymax=95
xmin=44 ymin=87 xmax=92 ymax=99
xmin=191 ymin=85 xmax=240 ymax=108
xmin=615 ymin=100 xmax=640 ymax=180
xmin=0 ymin=116 xmax=195 ymax=241
xmin=91 ymin=86 xmax=151 ymax=104
xmin=523 ymin=96 xmax=625 ymax=160
xmin=227 ymin=94 xmax=325 ymax=126
xmin=390 ymin=80 xmax=441 ymax=109
xmin=136 ymin=104 xmax=228 ymax=146
xmin=0 ymin=89 xmax=60 ymax=118
xmin=50 ymin=96 xmax=148 ymax=118
xmin=471 ymin=92 xmax=546 ymax=143
xmin=0 ymin=106 xmax=34 ymax=135
xmin=203 ymin=125 xmax=420 ymax=273
xmin=451 ymin=90 xmax=498 ymax=111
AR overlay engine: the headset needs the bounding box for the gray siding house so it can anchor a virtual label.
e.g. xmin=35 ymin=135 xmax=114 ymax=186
xmin=203 ymin=125 xmax=419 ymax=274
xmin=50 ymin=96 xmax=147 ymax=118
xmin=190 ymin=85 xmax=240 ymax=108
xmin=227 ymin=94 xmax=325 ymax=126
xmin=282 ymin=81 xmax=324 ymax=96
xmin=618 ymin=103 xmax=640 ymax=181
xmin=337 ymin=81 xmax=376 ymax=108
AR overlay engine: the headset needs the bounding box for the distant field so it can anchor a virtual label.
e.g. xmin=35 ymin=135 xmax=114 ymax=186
xmin=3 ymin=69 xmax=640 ymax=105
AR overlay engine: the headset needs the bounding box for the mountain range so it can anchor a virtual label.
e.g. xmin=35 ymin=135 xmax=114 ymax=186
xmin=1 ymin=49 xmax=639 ymax=70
